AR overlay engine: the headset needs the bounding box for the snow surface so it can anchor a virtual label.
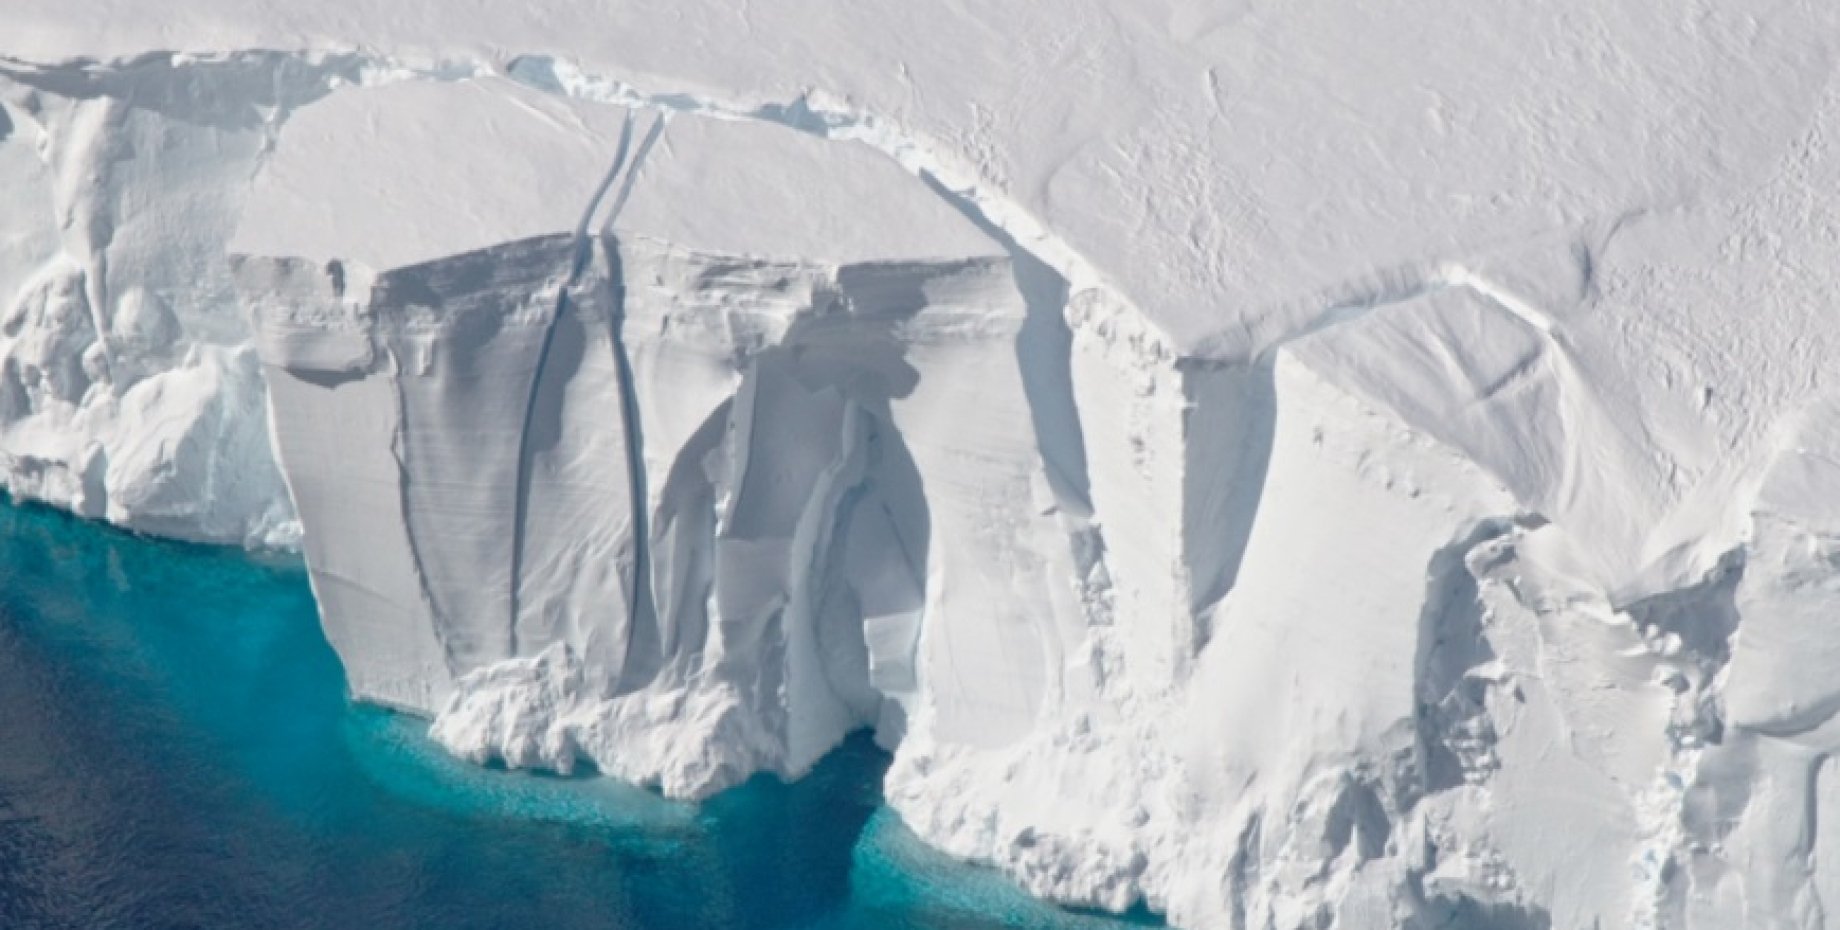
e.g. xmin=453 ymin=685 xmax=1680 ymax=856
xmin=8 ymin=3 xmax=1840 ymax=927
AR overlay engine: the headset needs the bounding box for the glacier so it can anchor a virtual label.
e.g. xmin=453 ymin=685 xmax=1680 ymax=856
xmin=8 ymin=2 xmax=1840 ymax=927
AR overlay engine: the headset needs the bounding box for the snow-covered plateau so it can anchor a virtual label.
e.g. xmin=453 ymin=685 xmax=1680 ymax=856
xmin=8 ymin=2 xmax=1840 ymax=926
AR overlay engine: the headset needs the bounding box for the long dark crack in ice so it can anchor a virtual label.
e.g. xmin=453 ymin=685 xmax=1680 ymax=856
xmin=508 ymin=112 xmax=635 ymax=657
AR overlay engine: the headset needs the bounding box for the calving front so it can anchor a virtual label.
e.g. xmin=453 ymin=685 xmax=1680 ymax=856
xmin=233 ymin=77 xmax=1113 ymax=818
xmin=6 ymin=26 xmax=1837 ymax=929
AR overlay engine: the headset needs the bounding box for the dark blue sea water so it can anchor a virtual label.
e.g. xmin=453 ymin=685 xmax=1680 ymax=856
xmin=0 ymin=498 xmax=1155 ymax=930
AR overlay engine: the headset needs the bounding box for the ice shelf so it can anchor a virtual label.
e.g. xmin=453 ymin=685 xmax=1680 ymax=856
xmin=7 ymin=5 xmax=1840 ymax=925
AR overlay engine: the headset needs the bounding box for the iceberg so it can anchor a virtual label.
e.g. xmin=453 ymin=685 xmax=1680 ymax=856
xmin=6 ymin=3 xmax=1840 ymax=926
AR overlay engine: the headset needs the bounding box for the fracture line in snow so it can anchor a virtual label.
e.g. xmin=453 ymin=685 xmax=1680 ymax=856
xmin=582 ymin=112 xmax=665 ymax=686
xmin=601 ymin=112 xmax=666 ymax=229
xmin=507 ymin=111 xmax=636 ymax=658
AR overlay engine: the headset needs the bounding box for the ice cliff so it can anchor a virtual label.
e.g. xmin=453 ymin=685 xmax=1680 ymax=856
xmin=9 ymin=3 xmax=1840 ymax=927
xmin=232 ymin=77 xmax=1060 ymax=795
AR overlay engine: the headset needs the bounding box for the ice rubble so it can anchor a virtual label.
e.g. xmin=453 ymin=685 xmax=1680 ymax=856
xmin=8 ymin=4 xmax=1840 ymax=927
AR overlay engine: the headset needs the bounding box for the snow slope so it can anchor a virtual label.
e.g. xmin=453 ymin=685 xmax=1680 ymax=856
xmin=7 ymin=2 xmax=1840 ymax=927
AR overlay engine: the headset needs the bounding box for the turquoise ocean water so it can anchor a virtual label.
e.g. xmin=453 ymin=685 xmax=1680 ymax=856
xmin=0 ymin=497 xmax=1156 ymax=930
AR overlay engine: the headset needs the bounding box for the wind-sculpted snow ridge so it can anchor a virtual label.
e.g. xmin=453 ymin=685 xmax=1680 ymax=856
xmin=10 ymin=23 xmax=1840 ymax=930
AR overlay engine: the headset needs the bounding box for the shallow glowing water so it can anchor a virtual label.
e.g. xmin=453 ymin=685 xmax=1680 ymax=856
xmin=0 ymin=498 xmax=1155 ymax=930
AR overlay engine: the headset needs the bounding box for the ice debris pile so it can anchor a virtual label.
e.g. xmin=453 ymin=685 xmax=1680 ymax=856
xmin=8 ymin=4 xmax=1840 ymax=926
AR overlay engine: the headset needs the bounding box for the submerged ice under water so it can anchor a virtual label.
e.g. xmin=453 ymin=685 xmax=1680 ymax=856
xmin=0 ymin=497 xmax=1155 ymax=930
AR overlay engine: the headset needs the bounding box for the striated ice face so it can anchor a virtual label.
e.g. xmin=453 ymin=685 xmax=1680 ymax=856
xmin=228 ymin=78 xmax=1080 ymax=800
xmin=9 ymin=10 xmax=1840 ymax=925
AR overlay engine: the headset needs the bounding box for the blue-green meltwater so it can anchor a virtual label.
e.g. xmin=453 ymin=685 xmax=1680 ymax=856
xmin=0 ymin=497 xmax=1157 ymax=930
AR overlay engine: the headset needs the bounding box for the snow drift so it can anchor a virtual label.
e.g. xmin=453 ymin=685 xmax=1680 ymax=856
xmin=7 ymin=4 xmax=1840 ymax=926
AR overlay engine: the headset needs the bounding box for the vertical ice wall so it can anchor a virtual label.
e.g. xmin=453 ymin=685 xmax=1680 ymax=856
xmin=0 ymin=55 xmax=352 ymax=545
xmin=9 ymin=38 xmax=1840 ymax=930
xmin=231 ymin=78 xmax=1089 ymax=794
